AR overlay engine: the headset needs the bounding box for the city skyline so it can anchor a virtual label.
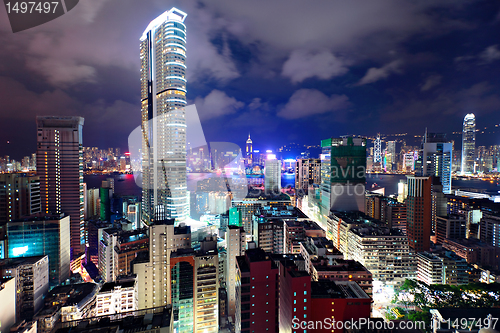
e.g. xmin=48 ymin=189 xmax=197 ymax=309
xmin=0 ymin=1 xmax=500 ymax=160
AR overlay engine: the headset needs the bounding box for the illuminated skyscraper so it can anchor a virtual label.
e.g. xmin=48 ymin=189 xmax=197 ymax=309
xmin=36 ymin=116 xmax=84 ymax=256
xmin=374 ymin=133 xmax=382 ymax=171
xmin=264 ymin=155 xmax=281 ymax=194
xmin=140 ymin=8 xmax=188 ymax=224
xmin=245 ymin=133 xmax=253 ymax=165
xmin=461 ymin=113 xmax=476 ymax=174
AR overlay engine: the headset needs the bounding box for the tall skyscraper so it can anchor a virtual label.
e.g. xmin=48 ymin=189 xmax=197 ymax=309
xmin=406 ymin=175 xmax=432 ymax=253
xmin=320 ymin=137 xmax=366 ymax=221
xmin=416 ymin=132 xmax=453 ymax=194
xmin=245 ymin=133 xmax=253 ymax=165
xmin=264 ymin=155 xmax=281 ymax=194
xmin=140 ymin=8 xmax=189 ymax=225
xmin=36 ymin=116 xmax=84 ymax=256
xmin=461 ymin=113 xmax=476 ymax=174
xmin=373 ymin=133 xmax=382 ymax=171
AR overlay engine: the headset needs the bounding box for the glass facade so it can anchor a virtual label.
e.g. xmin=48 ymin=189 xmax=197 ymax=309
xmin=7 ymin=216 xmax=70 ymax=286
xmin=461 ymin=113 xmax=476 ymax=174
xmin=140 ymin=8 xmax=188 ymax=225
xmin=171 ymin=261 xmax=194 ymax=333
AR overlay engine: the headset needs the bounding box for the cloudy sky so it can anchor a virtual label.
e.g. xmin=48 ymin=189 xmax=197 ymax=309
xmin=1 ymin=0 xmax=500 ymax=159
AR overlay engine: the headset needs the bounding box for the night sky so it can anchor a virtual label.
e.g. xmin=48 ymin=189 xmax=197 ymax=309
xmin=1 ymin=0 xmax=500 ymax=160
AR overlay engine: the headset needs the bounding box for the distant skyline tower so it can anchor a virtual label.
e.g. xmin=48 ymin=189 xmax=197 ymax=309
xmin=374 ymin=133 xmax=382 ymax=171
xmin=36 ymin=116 xmax=84 ymax=256
xmin=461 ymin=113 xmax=476 ymax=175
xmin=140 ymin=8 xmax=189 ymax=224
xmin=246 ymin=133 xmax=253 ymax=165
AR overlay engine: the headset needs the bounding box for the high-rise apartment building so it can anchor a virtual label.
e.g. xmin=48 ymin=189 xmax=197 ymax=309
xmin=295 ymin=158 xmax=321 ymax=193
xmin=133 ymin=219 xmax=191 ymax=309
xmin=226 ymin=225 xmax=246 ymax=318
xmin=36 ymin=116 xmax=84 ymax=256
xmin=406 ymin=175 xmax=432 ymax=252
xmin=140 ymin=8 xmax=189 ymax=224
xmin=235 ymin=248 xmax=279 ymax=333
xmin=461 ymin=113 xmax=476 ymax=174
xmin=0 ymin=256 xmax=49 ymax=321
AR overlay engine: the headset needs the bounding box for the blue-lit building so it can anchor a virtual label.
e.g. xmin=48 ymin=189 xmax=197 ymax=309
xmin=7 ymin=214 xmax=70 ymax=286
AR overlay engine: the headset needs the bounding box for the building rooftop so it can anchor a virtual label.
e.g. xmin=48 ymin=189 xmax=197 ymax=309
xmin=329 ymin=210 xmax=381 ymax=226
xmin=311 ymin=280 xmax=370 ymax=299
xmin=0 ymin=255 xmax=47 ymax=268
xmin=350 ymin=224 xmax=406 ymax=238
xmin=45 ymin=283 xmax=98 ymax=307
xmin=256 ymin=205 xmax=307 ymax=219
xmin=54 ymin=306 xmax=173 ymax=333
xmin=11 ymin=213 xmax=67 ymax=222
xmin=312 ymin=258 xmax=370 ymax=273
xmin=99 ymin=280 xmax=135 ymax=293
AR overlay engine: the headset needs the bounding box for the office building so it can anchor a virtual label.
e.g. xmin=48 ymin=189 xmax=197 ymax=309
xmin=140 ymin=8 xmax=188 ymax=225
xmin=415 ymin=132 xmax=453 ymax=194
xmin=319 ymin=137 xmax=366 ymax=227
xmin=7 ymin=214 xmax=70 ymax=286
xmin=461 ymin=113 xmax=476 ymax=174
xmin=264 ymin=156 xmax=281 ymax=194
xmin=84 ymin=187 xmax=99 ymax=220
xmin=0 ymin=256 xmax=49 ymax=320
xmin=226 ymin=225 xmax=246 ymax=318
xmin=435 ymin=215 xmax=466 ymax=245
xmin=406 ymin=175 xmax=432 ymax=252
xmin=133 ymin=219 xmax=191 ymax=310
xmin=416 ymin=251 xmax=468 ymax=285
xmin=235 ymin=248 xmax=279 ymax=333
xmin=36 ymin=116 xmax=85 ymax=256
xmin=0 ymin=277 xmax=16 ymax=333
xmin=0 ymin=174 xmax=41 ymax=236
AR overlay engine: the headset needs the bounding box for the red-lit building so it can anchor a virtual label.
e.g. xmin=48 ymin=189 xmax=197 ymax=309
xmin=279 ymin=260 xmax=311 ymax=333
xmin=236 ymin=248 xmax=279 ymax=333
xmin=310 ymin=280 xmax=371 ymax=333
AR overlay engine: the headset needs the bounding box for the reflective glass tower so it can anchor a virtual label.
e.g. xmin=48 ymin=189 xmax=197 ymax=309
xmin=140 ymin=8 xmax=188 ymax=224
xmin=461 ymin=113 xmax=476 ymax=175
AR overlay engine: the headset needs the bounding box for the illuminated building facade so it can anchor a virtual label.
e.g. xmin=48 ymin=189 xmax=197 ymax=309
xmin=406 ymin=175 xmax=432 ymax=252
xmin=245 ymin=134 xmax=253 ymax=165
xmin=264 ymin=155 xmax=281 ymax=194
xmin=416 ymin=132 xmax=453 ymax=194
xmin=7 ymin=215 xmax=70 ymax=286
xmin=36 ymin=116 xmax=84 ymax=256
xmin=140 ymin=8 xmax=189 ymax=224
xmin=461 ymin=113 xmax=476 ymax=174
